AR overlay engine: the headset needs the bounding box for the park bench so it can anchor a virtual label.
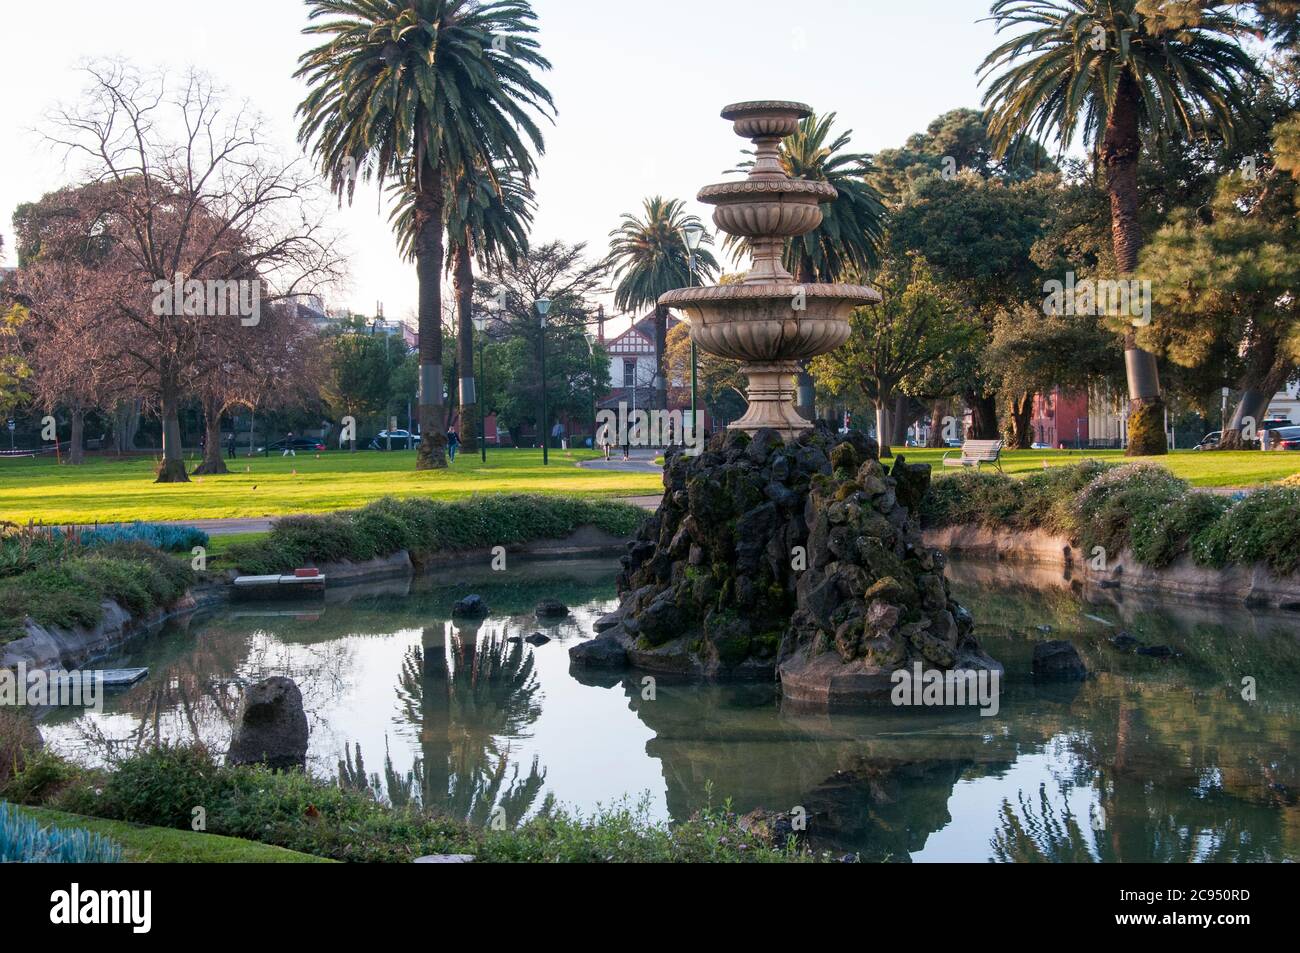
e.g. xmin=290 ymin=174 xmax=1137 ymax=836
xmin=942 ymin=439 xmax=1005 ymax=473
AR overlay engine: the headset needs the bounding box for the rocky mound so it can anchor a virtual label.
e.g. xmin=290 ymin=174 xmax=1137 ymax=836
xmin=570 ymin=426 xmax=1001 ymax=704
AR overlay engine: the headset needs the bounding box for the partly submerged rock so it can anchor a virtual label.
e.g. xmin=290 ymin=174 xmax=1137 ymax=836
xmin=1032 ymin=641 xmax=1089 ymax=681
xmin=524 ymin=633 xmax=552 ymax=647
xmin=227 ymin=676 xmax=309 ymax=771
xmin=535 ymin=599 xmax=570 ymax=619
xmin=451 ymin=595 xmax=490 ymax=619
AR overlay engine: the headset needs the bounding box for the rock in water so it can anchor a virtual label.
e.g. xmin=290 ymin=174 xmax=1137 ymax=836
xmin=535 ymin=600 xmax=570 ymax=618
xmin=227 ymin=677 xmax=309 ymax=770
xmin=452 ymin=595 xmax=490 ymax=619
xmin=1032 ymin=641 xmax=1089 ymax=681
xmin=568 ymin=425 xmax=1001 ymax=704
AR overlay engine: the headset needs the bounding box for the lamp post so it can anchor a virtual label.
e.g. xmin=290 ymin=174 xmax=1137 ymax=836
xmin=473 ymin=307 xmax=492 ymax=464
xmin=682 ymin=224 xmax=705 ymax=432
xmin=536 ymin=298 xmax=552 ymax=466
xmin=585 ymin=331 xmax=599 ymax=452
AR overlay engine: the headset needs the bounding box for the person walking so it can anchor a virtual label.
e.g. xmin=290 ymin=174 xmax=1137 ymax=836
xmin=227 ymin=430 xmax=237 ymax=460
xmin=446 ymin=428 xmax=461 ymax=463
xmin=283 ymin=432 xmax=297 ymax=458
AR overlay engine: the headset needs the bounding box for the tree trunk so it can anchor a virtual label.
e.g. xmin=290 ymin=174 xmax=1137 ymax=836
xmin=1004 ymin=392 xmax=1034 ymax=450
xmin=876 ymin=396 xmax=892 ymax=460
xmin=927 ymin=401 xmax=948 ymax=448
xmin=415 ymin=165 xmax=449 ymax=471
xmin=1103 ymin=72 xmax=1167 ymax=456
xmin=967 ymin=391 xmax=999 ymax=440
xmin=155 ymin=387 xmax=190 ymax=483
xmin=1218 ymin=329 xmax=1290 ymax=450
xmin=890 ymin=394 xmax=911 ymax=448
xmin=192 ymin=397 xmax=229 ymax=475
xmin=67 ymin=407 xmax=85 ymax=465
xmin=114 ymin=400 xmax=142 ymax=455
xmin=653 ymin=305 xmax=669 ymax=411
xmin=454 ymin=241 xmax=478 ymax=454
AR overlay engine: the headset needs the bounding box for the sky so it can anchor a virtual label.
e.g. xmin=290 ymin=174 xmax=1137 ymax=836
xmin=0 ymin=0 xmax=1006 ymax=334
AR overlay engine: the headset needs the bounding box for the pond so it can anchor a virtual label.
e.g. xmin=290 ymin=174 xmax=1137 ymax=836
xmin=38 ymin=556 xmax=1300 ymax=862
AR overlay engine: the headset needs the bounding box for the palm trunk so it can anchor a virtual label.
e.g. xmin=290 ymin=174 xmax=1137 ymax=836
xmin=454 ymin=241 xmax=478 ymax=454
xmin=193 ymin=396 xmax=229 ymax=475
xmin=1104 ymin=73 xmax=1166 ymax=456
xmin=415 ymin=164 xmax=449 ymax=471
xmin=155 ymin=384 xmax=189 ymax=483
xmin=653 ymin=304 xmax=669 ymax=411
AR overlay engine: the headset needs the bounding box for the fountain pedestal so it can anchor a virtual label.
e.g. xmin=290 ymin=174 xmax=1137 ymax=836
xmin=659 ymin=100 xmax=880 ymax=436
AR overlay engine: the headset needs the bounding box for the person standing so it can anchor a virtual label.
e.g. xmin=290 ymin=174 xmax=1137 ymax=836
xmin=227 ymin=430 xmax=237 ymax=460
xmin=283 ymin=432 xmax=297 ymax=458
xmin=447 ymin=428 xmax=461 ymax=463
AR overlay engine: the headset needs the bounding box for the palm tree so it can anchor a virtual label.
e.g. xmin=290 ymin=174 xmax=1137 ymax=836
xmin=980 ymin=0 xmax=1260 ymax=455
xmin=296 ymin=0 xmax=553 ymax=470
xmin=392 ymin=163 xmax=535 ymax=452
xmin=606 ymin=197 xmax=719 ymax=410
xmin=729 ymin=111 xmax=886 ymax=283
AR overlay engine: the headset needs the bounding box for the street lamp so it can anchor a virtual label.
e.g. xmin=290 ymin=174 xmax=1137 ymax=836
xmin=473 ymin=306 xmax=492 ymax=464
xmin=585 ymin=331 xmax=598 ymax=452
xmin=682 ymin=224 xmax=705 ymax=432
xmin=536 ymin=298 xmax=552 ymax=466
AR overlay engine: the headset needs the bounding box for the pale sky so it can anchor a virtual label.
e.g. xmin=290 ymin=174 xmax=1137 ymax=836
xmin=0 ymin=0 xmax=1004 ymax=333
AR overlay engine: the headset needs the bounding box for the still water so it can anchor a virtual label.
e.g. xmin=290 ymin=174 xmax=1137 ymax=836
xmin=40 ymin=557 xmax=1300 ymax=862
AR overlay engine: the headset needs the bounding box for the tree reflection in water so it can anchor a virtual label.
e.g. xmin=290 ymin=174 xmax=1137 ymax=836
xmin=359 ymin=620 xmax=551 ymax=827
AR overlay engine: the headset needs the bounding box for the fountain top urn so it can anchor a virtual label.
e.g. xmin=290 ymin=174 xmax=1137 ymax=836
xmin=660 ymin=101 xmax=880 ymax=436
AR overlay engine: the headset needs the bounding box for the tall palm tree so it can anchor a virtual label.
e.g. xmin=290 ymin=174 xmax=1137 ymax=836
xmin=606 ymin=197 xmax=719 ymax=410
xmin=296 ymin=0 xmax=553 ymax=470
xmin=980 ymin=0 xmax=1260 ymax=455
xmin=729 ymin=111 xmax=886 ymax=283
xmin=392 ymin=163 xmax=535 ymax=452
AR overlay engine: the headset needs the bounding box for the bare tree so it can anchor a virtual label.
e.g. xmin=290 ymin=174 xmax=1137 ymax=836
xmin=40 ymin=63 xmax=344 ymax=482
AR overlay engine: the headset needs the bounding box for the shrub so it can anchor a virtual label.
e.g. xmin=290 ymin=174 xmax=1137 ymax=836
xmin=34 ymin=745 xmax=804 ymax=864
xmin=0 ymin=801 xmax=121 ymax=863
xmin=228 ymin=495 xmax=646 ymax=575
xmin=919 ymin=470 xmax=1023 ymax=529
xmin=1191 ymin=486 xmax=1300 ymax=575
xmin=1015 ymin=459 xmax=1113 ymax=536
xmin=74 ymin=522 xmax=210 ymax=553
xmin=1129 ymin=492 xmax=1233 ymax=568
xmin=0 ymin=541 xmax=192 ymax=642
xmin=0 ymin=710 xmax=43 ymax=791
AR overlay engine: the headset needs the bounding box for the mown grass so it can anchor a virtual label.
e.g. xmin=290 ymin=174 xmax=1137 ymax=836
xmin=0 ymin=449 xmax=663 ymax=524
xmin=15 ymin=806 xmax=335 ymax=863
xmin=898 ymin=448 xmax=1300 ymax=488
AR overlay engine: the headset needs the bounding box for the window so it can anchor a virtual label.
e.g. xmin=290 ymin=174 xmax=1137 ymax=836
xmin=623 ymin=360 xmax=637 ymax=388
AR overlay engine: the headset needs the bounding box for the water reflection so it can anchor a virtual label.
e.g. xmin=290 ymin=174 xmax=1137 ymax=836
xmin=35 ymin=556 xmax=1300 ymax=862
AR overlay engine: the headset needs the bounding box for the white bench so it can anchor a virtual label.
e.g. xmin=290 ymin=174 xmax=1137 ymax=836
xmin=942 ymin=439 xmax=1005 ymax=473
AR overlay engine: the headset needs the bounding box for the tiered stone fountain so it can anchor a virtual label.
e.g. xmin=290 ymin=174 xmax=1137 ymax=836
xmin=571 ymin=101 xmax=1001 ymax=705
xmin=660 ymin=100 xmax=879 ymax=435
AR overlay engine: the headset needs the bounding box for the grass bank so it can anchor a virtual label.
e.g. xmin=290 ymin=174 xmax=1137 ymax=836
xmin=922 ymin=461 xmax=1300 ymax=575
xmin=899 ymin=447 xmax=1300 ymax=489
xmin=0 ymin=449 xmax=663 ymax=525
xmin=14 ymin=806 xmax=334 ymax=863
xmin=3 ymin=744 xmax=808 ymax=864
xmin=223 ymin=494 xmax=646 ymax=576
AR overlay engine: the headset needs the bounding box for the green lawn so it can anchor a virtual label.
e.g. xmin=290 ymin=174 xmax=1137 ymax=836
xmin=898 ymin=448 xmax=1300 ymax=489
xmin=0 ymin=449 xmax=663 ymax=525
xmin=16 ymin=806 xmax=334 ymax=863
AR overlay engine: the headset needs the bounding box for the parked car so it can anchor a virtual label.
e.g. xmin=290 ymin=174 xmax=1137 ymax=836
xmin=368 ymin=430 xmax=421 ymax=451
xmin=258 ymin=437 xmax=327 ymax=454
xmin=1271 ymin=426 xmax=1300 ymax=450
xmin=1194 ymin=431 xmax=1222 ymax=451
